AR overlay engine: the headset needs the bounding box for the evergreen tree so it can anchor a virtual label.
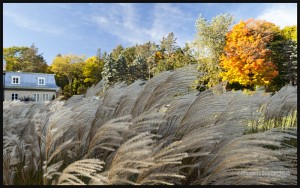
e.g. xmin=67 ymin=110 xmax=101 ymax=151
xmin=115 ymin=54 xmax=129 ymax=83
xmin=101 ymin=55 xmax=117 ymax=91
xmin=161 ymin=32 xmax=178 ymax=56
xmin=129 ymin=55 xmax=148 ymax=82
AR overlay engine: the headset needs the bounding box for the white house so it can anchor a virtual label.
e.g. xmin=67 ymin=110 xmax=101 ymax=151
xmin=3 ymin=71 xmax=60 ymax=102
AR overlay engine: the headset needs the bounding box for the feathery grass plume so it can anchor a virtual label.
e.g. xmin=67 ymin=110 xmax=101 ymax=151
xmin=132 ymin=66 xmax=199 ymax=117
xmin=85 ymin=80 xmax=104 ymax=98
xmin=249 ymin=86 xmax=297 ymax=132
xmin=3 ymin=149 xmax=14 ymax=185
xmin=107 ymin=132 xmax=159 ymax=184
xmin=83 ymin=115 xmax=132 ymax=160
xmin=135 ymin=139 xmax=188 ymax=185
xmin=3 ymin=101 xmax=34 ymax=136
xmin=113 ymin=80 xmax=146 ymax=117
xmin=195 ymin=128 xmax=297 ymax=185
xmin=131 ymin=71 xmax=174 ymax=117
xmin=60 ymin=96 xmax=102 ymax=143
xmin=126 ymin=111 xmax=166 ymax=139
xmin=2 ymin=133 xmax=36 ymax=184
xmin=143 ymin=66 xmax=199 ymax=113
xmin=3 ymin=67 xmax=297 ymax=185
xmin=57 ymin=159 xmax=105 ymax=185
xmin=41 ymin=104 xmax=86 ymax=184
xmin=169 ymin=90 xmax=268 ymax=184
xmin=92 ymin=82 xmax=129 ymax=128
xmin=157 ymin=93 xmax=198 ymax=142
xmin=175 ymin=90 xmax=231 ymax=136
xmin=63 ymin=94 xmax=85 ymax=107
xmin=214 ymin=90 xmax=270 ymax=125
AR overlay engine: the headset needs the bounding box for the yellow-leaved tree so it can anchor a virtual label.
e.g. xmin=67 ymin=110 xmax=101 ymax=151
xmin=50 ymin=54 xmax=85 ymax=96
xmin=220 ymin=19 xmax=279 ymax=90
xmin=83 ymin=56 xmax=104 ymax=86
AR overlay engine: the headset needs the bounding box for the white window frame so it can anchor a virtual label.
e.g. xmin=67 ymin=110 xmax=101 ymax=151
xmin=42 ymin=93 xmax=49 ymax=101
xmin=33 ymin=93 xmax=40 ymax=102
xmin=11 ymin=76 xmax=21 ymax=84
xmin=12 ymin=93 xmax=19 ymax=100
xmin=38 ymin=77 xmax=46 ymax=85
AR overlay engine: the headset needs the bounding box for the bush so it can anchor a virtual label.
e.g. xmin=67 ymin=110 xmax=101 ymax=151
xmin=19 ymin=96 xmax=35 ymax=102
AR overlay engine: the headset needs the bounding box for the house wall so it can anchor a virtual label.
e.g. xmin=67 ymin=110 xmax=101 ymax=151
xmin=5 ymin=89 xmax=57 ymax=102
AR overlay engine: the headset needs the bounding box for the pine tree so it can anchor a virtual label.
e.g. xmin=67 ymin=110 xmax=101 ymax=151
xmin=101 ymin=55 xmax=117 ymax=91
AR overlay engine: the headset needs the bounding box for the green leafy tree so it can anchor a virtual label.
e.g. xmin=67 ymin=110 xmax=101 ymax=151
xmin=281 ymin=25 xmax=297 ymax=42
xmin=111 ymin=45 xmax=124 ymax=60
xmin=267 ymin=25 xmax=297 ymax=91
xmin=283 ymin=41 xmax=297 ymax=86
xmin=3 ymin=44 xmax=48 ymax=73
xmin=192 ymin=13 xmax=234 ymax=91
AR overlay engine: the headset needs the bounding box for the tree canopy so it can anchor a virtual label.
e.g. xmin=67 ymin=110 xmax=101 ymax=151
xmin=3 ymin=44 xmax=48 ymax=73
xmin=193 ymin=13 xmax=234 ymax=90
xmin=220 ymin=19 xmax=279 ymax=89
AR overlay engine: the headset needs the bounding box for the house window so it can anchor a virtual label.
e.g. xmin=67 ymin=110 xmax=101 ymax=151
xmin=11 ymin=76 xmax=20 ymax=84
xmin=33 ymin=94 xmax=40 ymax=102
xmin=11 ymin=93 xmax=19 ymax=100
xmin=38 ymin=77 xmax=45 ymax=85
xmin=42 ymin=94 xmax=49 ymax=101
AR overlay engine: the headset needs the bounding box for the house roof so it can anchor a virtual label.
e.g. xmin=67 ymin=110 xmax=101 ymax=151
xmin=4 ymin=71 xmax=60 ymax=91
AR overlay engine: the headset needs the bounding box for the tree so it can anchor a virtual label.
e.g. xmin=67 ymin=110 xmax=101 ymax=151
xmin=115 ymin=54 xmax=129 ymax=83
xmin=279 ymin=25 xmax=297 ymax=86
xmin=220 ymin=19 xmax=279 ymax=90
xmin=135 ymin=42 xmax=158 ymax=79
xmin=128 ymin=55 xmax=148 ymax=82
xmin=50 ymin=54 xmax=85 ymax=96
xmin=181 ymin=43 xmax=197 ymax=66
xmin=3 ymin=44 xmax=48 ymax=73
xmin=96 ymin=48 xmax=102 ymax=59
xmin=169 ymin=47 xmax=197 ymax=69
xmin=160 ymin=32 xmax=178 ymax=56
xmin=102 ymin=51 xmax=108 ymax=60
xmin=83 ymin=56 xmax=104 ymax=86
xmin=122 ymin=46 xmax=136 ymax=66
xmin=101 ymin=52 xmax=131 ymax=91
xmin=193 ymin=13 xmax=234 ymax=90
xmin=281 ymin=25 xmax=297 ymax=42
xmin=101 ymin=55 xmax=118 ymax=91
xmin=282 ymin=41 xmax=297 ymax=85
xmin=268 ymin=30 xmax=297 ymax=91
xmin=111 ymin=45 xmax=124 ymax=60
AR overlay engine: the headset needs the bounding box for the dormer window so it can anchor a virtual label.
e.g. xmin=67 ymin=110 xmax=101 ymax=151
xmin=38 ymin=77 xmax=45 ymax=85
xmin=11 ymin=76 xmax=20 ymax=84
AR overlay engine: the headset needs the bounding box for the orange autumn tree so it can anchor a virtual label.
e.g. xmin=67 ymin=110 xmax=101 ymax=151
xmin=220 ymin=19 xmax=279 ymax=90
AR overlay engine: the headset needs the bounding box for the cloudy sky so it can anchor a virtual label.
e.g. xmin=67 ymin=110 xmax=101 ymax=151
xmin=3 ymin=3 xmax=297 ymax=65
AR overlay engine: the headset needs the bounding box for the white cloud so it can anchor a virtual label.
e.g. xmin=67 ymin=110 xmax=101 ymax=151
xmin=87 ymin=3 xmax=193 ymax=47
xmin=4 ymin=10 xmax=64 ymax=35
xmin=87 ymin=4 xmax=149 ymax=45
xmin=257 ymin=3 xmax=297 ymax=28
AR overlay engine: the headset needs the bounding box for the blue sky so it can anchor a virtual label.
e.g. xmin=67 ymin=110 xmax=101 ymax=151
xmin=3 ymin=3 xmax=297 ymax=65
